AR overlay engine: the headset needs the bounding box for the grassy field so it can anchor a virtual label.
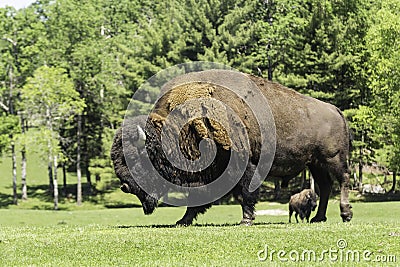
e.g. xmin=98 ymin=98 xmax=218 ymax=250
xmin=1 ymin=152 xmax=399 ymax=266
xmin=0 ymin=202 xmax=399 ymax=266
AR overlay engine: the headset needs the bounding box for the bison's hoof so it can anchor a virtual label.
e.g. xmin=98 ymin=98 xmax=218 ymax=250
xmin=240 ymin=218 xmax=253 ymax=226
xmin=341 ymin=212 xmax=353 ymax=222
xmin=310 ymin=216 xmax=327 ymax=223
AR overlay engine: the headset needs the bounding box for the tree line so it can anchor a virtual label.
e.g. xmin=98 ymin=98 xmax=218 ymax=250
xmin=0 ymin=0 xmax=399 ymax=208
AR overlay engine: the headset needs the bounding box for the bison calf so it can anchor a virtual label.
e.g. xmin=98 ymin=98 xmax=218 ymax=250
xmin=289 ymin=189 xmax=317 ymax=223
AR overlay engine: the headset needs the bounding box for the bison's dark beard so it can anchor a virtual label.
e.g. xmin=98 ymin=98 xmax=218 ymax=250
xmin=140 ymin=194 xmax=158 ymax=215
xmin=120 ymin=181 xmax=159 ymax=215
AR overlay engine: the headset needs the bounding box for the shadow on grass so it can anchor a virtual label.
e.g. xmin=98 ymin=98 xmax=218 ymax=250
xmin=27 ymin=184 xmax=53 ymax=202
xmin=116 ymin=221 xmax=286 ymax=229
xmin=355 ymin=191 xmax=400 ymax=202
xmin=0 ymin=192 xmax=13 ymax=207
xmin=0 ymin=184 xmax=53 ymax=209
xmin=104 ymin=203 xmax=142 ymax=209
xmin=0 ymin=182 xmax=109 ymax=209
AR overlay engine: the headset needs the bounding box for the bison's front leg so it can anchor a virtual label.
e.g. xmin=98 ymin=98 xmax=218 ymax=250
xmin=234 ymin=187 xmax=258 ymax=226
xmin=240 ymin=203 xmax=256 ymax=226
xmin=176 ymin=204 xmax=212 ymax=226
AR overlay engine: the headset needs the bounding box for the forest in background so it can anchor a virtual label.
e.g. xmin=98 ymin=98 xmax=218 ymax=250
xmin=0 ymin=0 xmax=399 ymax=208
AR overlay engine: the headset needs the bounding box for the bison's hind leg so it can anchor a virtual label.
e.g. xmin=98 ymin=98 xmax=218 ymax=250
xmin=289 ymin=207 xmax=294 ymax=223
xmin=310 ymin=151 xmax=353 ymax=223
xmin=299 ymin=211 xmax=306 ymax=223
xmin=309 ymin=165 xmax=330 ymax=223
xmin=325 ymin=153 xmax=353 ymax=222
xmin=294 ymin=212 xmax=299 ymax=223
xmin=334 ymin=171 xmax=353 ymax=222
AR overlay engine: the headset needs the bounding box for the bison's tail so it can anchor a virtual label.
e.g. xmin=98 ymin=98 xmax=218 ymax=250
xmin=334 ymin=107 xmax=353 ymax=171
xmin=335 ymin=107 xmax=352 ymax=152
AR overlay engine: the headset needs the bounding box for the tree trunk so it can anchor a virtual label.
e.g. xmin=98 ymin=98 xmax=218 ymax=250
xmin=390 ymin=171 xmax=397 ymax=193
xmin=353 ymin=172 xmax=357 ymax=190
xmin=310 ymin=172 xmax=315 ymax=193
xmin=53 ymin=155 xmax=59 ymax=210
xmin=62 ymin=163 xmax=67 ymax=197
xmin=47 ymin=107 xmax=54 ymax=193
xmin=358 ymin=161 xmax=363 ymax=191
xmin=86 ymin=166 xmax=92 ymax=195
xmin=76 ymin=114 xmax=82 ymax=206
xmin=21 ymin=116 xmax=27 ymax=200
xmin=8 ymin=53 xmax=17 ymax=205
xmin=21 ymin=146 xmax=27 ymax=200
xmin=358 ymin=132 xmax=364 ymax=192
xmin=11 ymin=140 xmax=18 ymax=205
xmin=264 ymin=0 xmax=274 ymax=81
xmin=300 ymin=169 xmax=306 ymax=190
xmin=82 ymin=114 xmax=92 ymax=195
xmin=48 ymin=158 xmax=54 ymax=192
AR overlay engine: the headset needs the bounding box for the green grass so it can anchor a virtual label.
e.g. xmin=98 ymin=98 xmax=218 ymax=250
xmin=1 ymin=149 xmax=400 ymax=266
xmin=0 ymin=202 xmax=399 ymax=266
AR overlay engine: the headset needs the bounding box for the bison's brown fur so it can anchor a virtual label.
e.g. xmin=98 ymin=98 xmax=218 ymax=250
xmin=112 ymin=70 xmax=353 ymax=225
xmin=289 ymin=189 xmax=318 ymax=223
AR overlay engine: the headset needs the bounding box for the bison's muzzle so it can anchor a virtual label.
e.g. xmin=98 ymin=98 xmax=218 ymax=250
xmin=142 ymin=195 xmax=158 ymax=215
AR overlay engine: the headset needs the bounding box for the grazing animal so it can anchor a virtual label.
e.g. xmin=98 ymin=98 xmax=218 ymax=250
xmin=289 ymin=189 xmax=318 ymax=223
xmin=111 ymin=69 xmax=352 ymax=226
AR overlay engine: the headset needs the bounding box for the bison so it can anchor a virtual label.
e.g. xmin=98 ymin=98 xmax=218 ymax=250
xmin=289 ymin=189 xmax=318 ymax=223
xmin=111 ymin=69 xmax=352 ymax=226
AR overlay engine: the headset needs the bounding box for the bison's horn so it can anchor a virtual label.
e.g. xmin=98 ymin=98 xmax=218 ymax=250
xmin=120 ymin=183 xmax=131 ymax=193
xmin=135 ymin=125 xmax=146 ymax=148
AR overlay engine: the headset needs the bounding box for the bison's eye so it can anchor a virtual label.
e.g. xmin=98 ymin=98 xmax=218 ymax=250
xmin=120 ymin=183 xmax=131 ymax=193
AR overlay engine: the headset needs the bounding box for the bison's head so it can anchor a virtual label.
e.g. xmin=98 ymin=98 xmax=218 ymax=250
xmin=111 ymin=116 xmax=161 ymax=215
xmin=120 ymin=179 xmax=158 ymax=215
xmin=305 ymin=190 xmax=318 ymax=211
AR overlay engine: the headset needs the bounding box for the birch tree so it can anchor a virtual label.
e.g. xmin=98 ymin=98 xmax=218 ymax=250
xmin=21 ymin=66 xmax=85 ymax=209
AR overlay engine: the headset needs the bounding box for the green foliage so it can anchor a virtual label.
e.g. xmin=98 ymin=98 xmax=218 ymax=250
xmin=21 ymin=66 xmax=85 ymax=122
xmin=20 ymin=66 xmax=85 ymax=163
xmin=256 ymin=0 xmax=371 ymax=109
xmin=0 ymin=114 xmax=19 ymax=155
xmin=346 ymin=0 xmax=400 ymax=171
xmin=344 ymin=106 xmax=377 ymax=164
xmin=369 ymin=0 xmax=400 ymax=169
xmin=88 ymin=128 xmax=116 ymax=182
